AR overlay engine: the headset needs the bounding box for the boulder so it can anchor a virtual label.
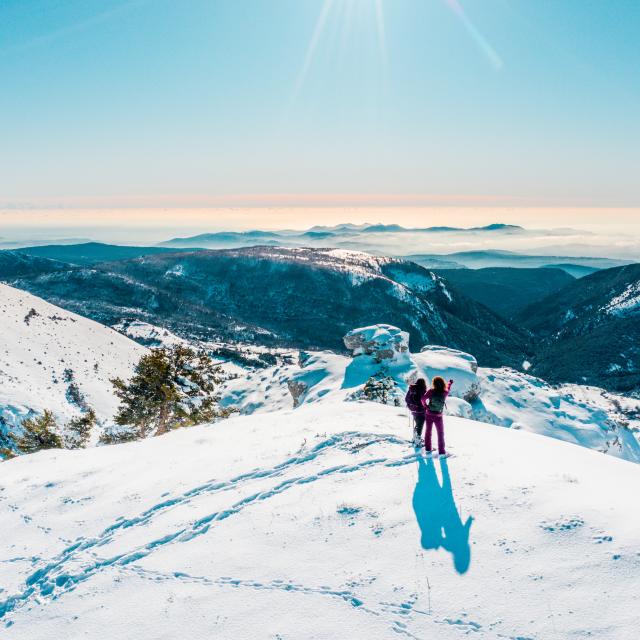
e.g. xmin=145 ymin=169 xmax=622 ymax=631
xmin=343 ymin=324 xmax=409 ymax=363
xmin=411 ymin=346 xmax=479 ymax=398
xmin=287 ymin=380 xmax=308 ymax=408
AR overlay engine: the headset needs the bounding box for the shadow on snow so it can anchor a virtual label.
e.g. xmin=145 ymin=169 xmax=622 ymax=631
xmin=412 ymin=455 xmax=473 ymax=574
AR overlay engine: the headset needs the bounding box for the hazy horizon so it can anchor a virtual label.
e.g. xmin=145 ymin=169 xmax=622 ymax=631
xmin=2 ymin=206 xmax=640 ymax=259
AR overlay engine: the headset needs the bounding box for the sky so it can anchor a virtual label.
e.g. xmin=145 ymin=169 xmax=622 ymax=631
xmin=0 ymin=0 xmax=639 ymax=236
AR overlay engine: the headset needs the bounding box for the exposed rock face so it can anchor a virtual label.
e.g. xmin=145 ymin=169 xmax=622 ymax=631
xmin=298 ymin=351 xmax=312 ymax=368
xmin=348 ymin=373 xmax=403 ymax=406
xmin=343 ymin=324 xmax=409 ymax=363
xmin=287 ymin=380 xmax=308 ymax=408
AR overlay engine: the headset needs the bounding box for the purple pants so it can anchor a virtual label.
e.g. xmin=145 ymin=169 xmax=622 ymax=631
xmin=425 ymin=412 xmax=446 ymax=454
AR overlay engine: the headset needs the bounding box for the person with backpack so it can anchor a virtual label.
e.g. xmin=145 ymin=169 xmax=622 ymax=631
xmin=422 ymin=376 xmax=454 ymax=457
xmin=405 ymin=378 xmax=427 ymax=446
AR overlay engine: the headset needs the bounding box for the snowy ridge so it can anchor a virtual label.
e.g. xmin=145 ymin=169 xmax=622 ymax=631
xmin=220 ymin=329 xmax=640 ymax=463
xmin=1 ymin=402 xmax=638 ymax=638
xmin=602 ymin=280 xmax=640 ymax=316
xmin=0 ymin=283 xmax=146 ymax=438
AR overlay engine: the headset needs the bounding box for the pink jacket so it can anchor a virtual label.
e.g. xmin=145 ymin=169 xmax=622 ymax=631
xmin=421 ymin=380 xmax=453 ymax=415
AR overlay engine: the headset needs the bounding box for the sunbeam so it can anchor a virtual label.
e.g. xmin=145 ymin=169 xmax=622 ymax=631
xmin=290 ymin=0 xmax=336 ymax=107
xmin=445 ymin=0 xmax=504 ymax=70
xmin=288 ymin=0 xmax=389 ymax=114
xmin=374 ymin=0 xmax=389 ymax=82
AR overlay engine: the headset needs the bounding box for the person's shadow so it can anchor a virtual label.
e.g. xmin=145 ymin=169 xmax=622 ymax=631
xmin=412 ymin=455 xmax=473 ymax=574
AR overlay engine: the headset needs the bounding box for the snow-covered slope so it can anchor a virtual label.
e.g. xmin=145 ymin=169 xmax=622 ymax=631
xmin=220 ymin=326 xmax=640 ymax=463
xmin=0 ymin=283 xmax=146 ymax=437
xmin=1 ymin=402 xmax=638 ymax=639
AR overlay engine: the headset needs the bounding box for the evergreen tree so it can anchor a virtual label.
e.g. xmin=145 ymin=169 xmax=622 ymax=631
xmin=98 ymin=424 xmax=139 ymax=446
xmin=15 ymin=410 xmax=63 ymax=454
xmin=0 ymin=422 xmax=16 ymax=460
xmin=65 ymin=409 xmax=96 ymax=449
xmin=111 ymin=345 xmax=227 ymax=437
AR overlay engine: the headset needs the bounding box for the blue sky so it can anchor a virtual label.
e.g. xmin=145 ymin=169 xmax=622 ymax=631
xmin=1 ymin=0 xmax=639 ymax=210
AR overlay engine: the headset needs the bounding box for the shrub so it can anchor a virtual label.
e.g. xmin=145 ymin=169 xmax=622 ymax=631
xmin=14 ymin=410 xmax=63 ymax=454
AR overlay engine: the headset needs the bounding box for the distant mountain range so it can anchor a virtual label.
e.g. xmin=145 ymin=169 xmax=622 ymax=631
xmin=408 ymin=250 xmax=627 ymax=277
xmin=160 ymin=223 xmax=526 ymax=247
xmin=155 ymin=224 xmax=635 ymax=273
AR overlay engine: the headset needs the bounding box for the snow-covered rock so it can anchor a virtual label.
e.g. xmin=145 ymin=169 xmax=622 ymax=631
xmin=412 ymin=346 xmax=478 ymax=397
xmin=343 ymin=324 xmax=410 ymax=362
xmin=1 ymin=401 xmax=638 ymax=639
xmin=0 ymin=284 xmax=146 ymax=444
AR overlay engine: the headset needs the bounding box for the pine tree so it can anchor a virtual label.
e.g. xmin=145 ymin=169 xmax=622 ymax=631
xmin=65 ymin=409 xmax=96 ymax=449
xmin=98 ymin=424 xmax=139 ymax=446
xmin=110 ymin=345 xmax=227 ymax=438
xmin=15 ymin=410 xmax=63 ymax=454
xmin=0 ymin=422 xmax=16 ymax=460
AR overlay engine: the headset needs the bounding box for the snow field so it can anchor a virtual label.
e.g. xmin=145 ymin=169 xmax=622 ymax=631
xmin=1 ymin=402 xmax=638 ymax=639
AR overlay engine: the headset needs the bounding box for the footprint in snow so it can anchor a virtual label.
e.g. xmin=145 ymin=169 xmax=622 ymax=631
xmin=539 ymin=516 xmax=585 ymax=532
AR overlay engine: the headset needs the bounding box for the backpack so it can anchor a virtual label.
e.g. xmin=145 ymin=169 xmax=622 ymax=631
xmin=427 ymin=391 xmax=446 ymax=414
xmin=405 ymin=385 xmax=423 ymax=414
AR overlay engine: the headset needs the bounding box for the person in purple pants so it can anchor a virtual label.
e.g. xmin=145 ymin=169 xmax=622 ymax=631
xmin=421 ymin=376 xmax=453 ymax=456
xmin=405 ymin=378 xmax=427 ymax=446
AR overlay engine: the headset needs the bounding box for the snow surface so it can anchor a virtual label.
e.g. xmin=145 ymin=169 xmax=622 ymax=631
xmin=1 ymin=401 xmax=639 ymax=639
xmin=0 ymin=283 xmax=146 ymax=436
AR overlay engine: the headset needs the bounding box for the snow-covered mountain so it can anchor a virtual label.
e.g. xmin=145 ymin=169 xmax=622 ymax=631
xmin=8 ymin=246 xmax=529 ymax=368
xmin=518 ymin=263 xmax=640 ymax=393
xmin=0 ymin=283 xmax=146 ymax=443
xmin=1 ymin=400 xmax=638 ymax=639
xmin=7 ymin=244 xmax=640 ymax=394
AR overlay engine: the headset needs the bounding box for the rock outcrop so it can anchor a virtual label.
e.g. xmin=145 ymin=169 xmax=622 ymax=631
xmin=343 ymin=324 xmax=409 ymax=362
